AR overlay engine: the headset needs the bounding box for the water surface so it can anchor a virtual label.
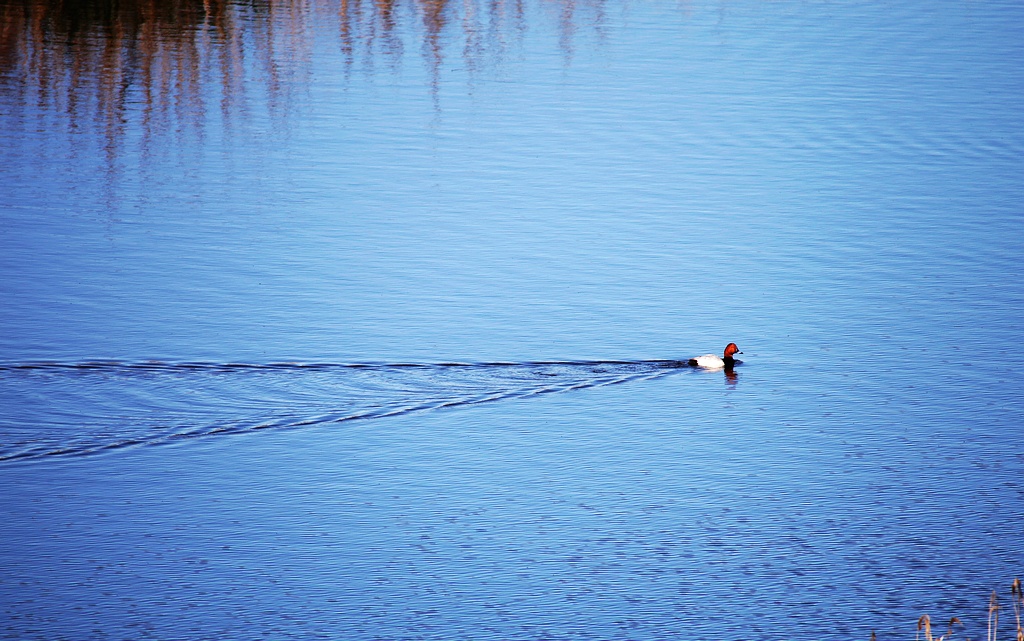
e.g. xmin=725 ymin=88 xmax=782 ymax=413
xmin=1 ymin=0 xmax=1022 ymax=639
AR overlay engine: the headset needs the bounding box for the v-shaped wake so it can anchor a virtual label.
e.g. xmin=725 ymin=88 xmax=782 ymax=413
xmin=0 ymin=359 xmax=688 ymax=463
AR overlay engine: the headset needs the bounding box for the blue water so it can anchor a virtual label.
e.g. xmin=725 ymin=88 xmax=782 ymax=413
xmin=1 ymin=0 xmax=1023 ymax=639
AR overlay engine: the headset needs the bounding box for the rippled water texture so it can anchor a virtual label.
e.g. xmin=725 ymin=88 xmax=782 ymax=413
xmin=1 ymin=0 xmax=1023 ymax=639
xmin=0 ymin=359 xmax=688 ymax=461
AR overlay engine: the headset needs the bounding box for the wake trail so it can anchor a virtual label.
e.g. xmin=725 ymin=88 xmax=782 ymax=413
xmin=0 ymin=359 xmax=688 ymax=463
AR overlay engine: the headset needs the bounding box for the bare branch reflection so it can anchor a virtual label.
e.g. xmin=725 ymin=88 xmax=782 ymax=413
xmin=0 ymin=0 xmax=605 ymax=149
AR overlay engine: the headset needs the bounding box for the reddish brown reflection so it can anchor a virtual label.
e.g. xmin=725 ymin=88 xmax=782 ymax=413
xmin=0 ymin=0 xmax=605 ymax=142
xmin=1 ymin=0 xmax=288 ymax=156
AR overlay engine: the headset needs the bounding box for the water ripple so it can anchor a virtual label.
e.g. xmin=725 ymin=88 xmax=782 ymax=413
xmin=0 ymin=359 xmax=688 ymax=463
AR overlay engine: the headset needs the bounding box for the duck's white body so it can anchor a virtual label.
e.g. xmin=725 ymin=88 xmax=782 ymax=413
xmin=687 ymin=343 xmax=743 ymax=370
xmin=690 ymin=354 xmax=726 ymax=369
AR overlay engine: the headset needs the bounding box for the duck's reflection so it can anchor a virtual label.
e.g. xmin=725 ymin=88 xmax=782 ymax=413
xmin=724 ymin=368 xmax=739 ymax=387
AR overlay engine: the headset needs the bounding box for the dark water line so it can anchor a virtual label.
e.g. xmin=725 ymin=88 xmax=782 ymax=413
xmin=0 ymin=361 xmax=686 ymax=464
xmin=0 ymin=358 xmax=681 ymax=374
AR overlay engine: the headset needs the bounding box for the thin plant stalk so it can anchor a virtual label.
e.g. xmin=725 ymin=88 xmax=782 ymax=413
xmin=920 ymin=614 xmax=933 ymax=641
xmin=990 ymin=590 xmax=1001 ymax=641
xmin=1011 ymin=578 xmax=1022 ymax=641
xmin=946 ymin=617 xmax=963 ymax=640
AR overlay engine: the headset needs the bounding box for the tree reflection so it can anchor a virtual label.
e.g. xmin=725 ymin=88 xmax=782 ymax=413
xmin=0 ymin=0 xmax=606 ymax=141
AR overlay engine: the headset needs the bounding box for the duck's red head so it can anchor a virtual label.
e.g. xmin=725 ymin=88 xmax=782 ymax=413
xmin=723 ymin=343 xmax=742 ymax=358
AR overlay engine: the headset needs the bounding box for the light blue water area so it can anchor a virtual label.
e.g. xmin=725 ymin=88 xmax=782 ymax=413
xmin=1 ymin=0 xmax=1023 ymax=639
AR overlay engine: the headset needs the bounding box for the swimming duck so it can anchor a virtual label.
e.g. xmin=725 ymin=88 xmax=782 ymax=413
xmin=688 ymin=343 xmax=743 ymax=370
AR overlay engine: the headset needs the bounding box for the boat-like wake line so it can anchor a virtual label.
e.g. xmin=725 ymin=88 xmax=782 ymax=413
xmin=0 ymin=359 xmax=687 ymax=463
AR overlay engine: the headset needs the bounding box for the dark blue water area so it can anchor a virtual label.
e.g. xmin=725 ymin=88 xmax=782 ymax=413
xmin=1 ymin=364 xmax=1021 ymax=640
xmin=2 ymin=0 xmax=1024 ymax=639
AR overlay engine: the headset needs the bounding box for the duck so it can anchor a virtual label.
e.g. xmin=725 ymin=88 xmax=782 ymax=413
xmin=688 ymin=343 xmax=743 ymax=370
